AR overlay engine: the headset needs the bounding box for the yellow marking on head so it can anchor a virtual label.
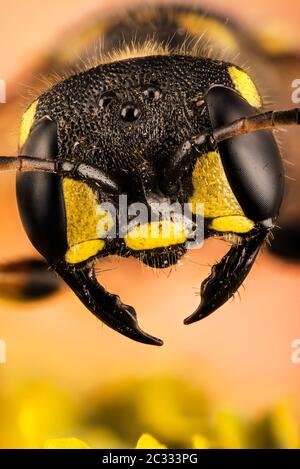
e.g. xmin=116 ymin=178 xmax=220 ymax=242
xmin=19 ymin=100 xmax=38 ymax=148
xmin=65 ymin=240 xmax=105 ymax=264
xmin=177 ymin=13 xmax=238 ymax=51
xmin=63 ymin=178 xmax=113 ymax=264
xmin=125 ymin=221 xmax=187 ymax=251
xmin=189 ymin=151 xmax=244 ymax=218
xmin=228 ymin=66 xmax=262 ymax=108
xmin=209 ymin=216 xmax=254 ymax=233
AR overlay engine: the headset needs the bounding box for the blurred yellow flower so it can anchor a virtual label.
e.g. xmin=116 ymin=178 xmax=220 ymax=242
xmin=0 ymin=383 xmax=77 ymax=448
xmin=44 ymin=438 xmax=90 ymax=449
xmin=192 ymin=434 xmax=211 ymax=449
xmin=136 ymin=434 xmax=166 ymax=449
xmin=270 ymin=403 xmax=299 ymax=449
xmin=0 ymin=376 xmax=299 ymax=449
xmin=214 ymin=410 xmax=246 ymax=449
xmin=43 ymin=434 xmax=166 ymax=449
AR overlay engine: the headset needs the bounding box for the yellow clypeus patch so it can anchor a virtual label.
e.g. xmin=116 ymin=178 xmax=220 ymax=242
xmin=125 ymin=221 xmax=187 ymax=251
xmin=177 ymin=13 xmax=238 ymax=51
xmin=189 ymin=151 xmax=244 ymax=218
xmin=19 ymin=99 xmax=39 ymax=148
xmin=228 ymin=66 xmax=262 ymax=108
xmin=63 ymin=178 xmax=113 ymax=264
xmin=209 ymin=215 xmax=254 ymax=233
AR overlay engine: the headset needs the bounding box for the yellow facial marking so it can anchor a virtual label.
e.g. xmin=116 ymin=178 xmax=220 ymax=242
xmin=177 ymin=13 xmax=238 ymax=51
xmin=19 ymin=100 xmax=38 ymax=148
xmin=65 ymin=240 xmax=105 ymax=264
xmin=209 ymin=216 xmax=254 ymax=234
xmin=189 ymin=151 xmax=244 ymax=218
xmin=228 ymin=66 xmax=262 ymax=108
xmin=63 ymin=178 xmax=113 ymax=264
xmin=125 ymin=221 xmax=187 ymax=251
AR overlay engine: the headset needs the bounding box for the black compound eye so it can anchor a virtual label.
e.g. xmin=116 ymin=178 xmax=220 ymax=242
xmin=120 ymin=103 xmax=141 ymax=122
xmin=99 ymin=91 xmax=116 ymax=108
xmin=143 ymin=85 xmax=162 ymax=101
xmin=205 ymin=85 xmax=284 ymax=222
xmin=16 ymin=117 xmax=67 ymax=263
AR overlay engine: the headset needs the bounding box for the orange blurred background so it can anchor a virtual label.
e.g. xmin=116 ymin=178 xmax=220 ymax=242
xmin=0 ymin=0 xmax=300 ymax=449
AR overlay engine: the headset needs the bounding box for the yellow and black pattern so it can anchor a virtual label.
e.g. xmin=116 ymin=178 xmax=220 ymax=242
xmin=6 ymin=2 xmax=290 ymax=345
xmin=63 ymin=178 xmax=113 ymax=264
xmin=18 ymin=4 xmax=265 ymax=259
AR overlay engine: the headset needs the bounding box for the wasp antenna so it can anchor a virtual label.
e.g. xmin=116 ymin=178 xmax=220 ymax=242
xmin=161 ymin=108 xmax=300 ymax=192
xmin=205 ymin=107 xmax=300 ymax=146
xmin=0 ymin=156 xmax=119 ymax=194
xmin=0 ymin=156 xmax=56 ymax=173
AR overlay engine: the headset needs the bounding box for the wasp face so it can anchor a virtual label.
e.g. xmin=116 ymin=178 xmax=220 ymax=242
xmin=14 ymin=54 xmax=285 ymax=345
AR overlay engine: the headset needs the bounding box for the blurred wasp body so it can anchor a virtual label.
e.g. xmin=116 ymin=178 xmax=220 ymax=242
xmin=0 ymin=3 xmax=299 ymax=345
